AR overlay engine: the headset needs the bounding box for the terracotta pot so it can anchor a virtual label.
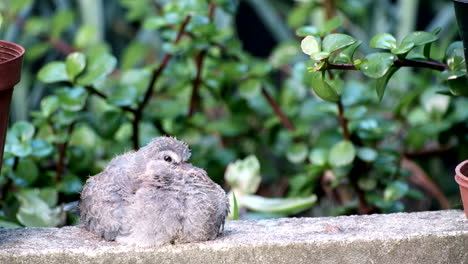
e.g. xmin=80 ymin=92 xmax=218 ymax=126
xmin=0 ymin=40 xmax=25 ymax=175
xmin=455 ymin=160 xmax=468 ymax=218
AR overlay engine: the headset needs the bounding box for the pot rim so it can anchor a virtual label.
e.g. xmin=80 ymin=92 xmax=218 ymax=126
xmin=455 ymin=160 xmax=468 ymax=188
xmin=0 ymin=40 xmax=25 ymax=65
xmin=454 ymin=0 xmax=468 ymax=4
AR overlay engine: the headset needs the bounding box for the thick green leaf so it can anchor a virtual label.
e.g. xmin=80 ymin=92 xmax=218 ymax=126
xmin=66 ymin=52 xmax=86 ymax=80
xmin=269 ymin=42 xmax=300 ymax=67
xmin=56 ymin=86 xmax=88 ymax=111
xmin=308 ymin=148 xmax=328 ymax=166
xmin=40 ymin=95 xmax=60 ymax=116
xmin=239 ymin=194 xmax=317 ymax=215
xmin=384 ymin=181 xmax=409 ymax=201
xmin=16 ymin=189 xmax=60 ymax=227
xmin=143 ymin=17 xmax=168 ymax=30
xmin=447 ymin=76 xmax=468 ymax=96
xmin=445 ymin=41 xmax=466 ymax=71
xmin=310 ymin=72 xmax=340 ymax=102
xmin=300 ymin=36 xmax=320 ymax=55
xmin=90 ymin=110 xmax=124 ymax=138
xmin=357 ymin=147 xmax=378 ymax=162
xmin=30 ymin=139 xmax=53 ymax=158
xmin=400 ymin=31 xmax=438 ymax=47
xmin=0 ymin=220 xmax=21 ymax=228
xmin=370 ymin=33 xmax=397 ymax=50
xmin=391 ymin=41 xmax=415 ymax=55
xmin=11 ymin=121 xmax=35 ymax=141
xmin=15 ymin=158 xmax=39 ymax=185
xmin=359 ymin=52 xmax=396 ymax=78
xmin=321 ymin=17 xmax=343 ymax=34
xmin=328 ymin=140 xmax=356 ymax=167
xmin=232 ymin=192 xmax=239 ymax=220
xmin=239 ymin=79 xmax=262 ymax=99
xmin=109 ymin=85 xmax=139 ymax=107
xmin=296 ymin=26 xmax=319 ymax=37
xmin=286 ymin=143 xmax=308 ymax=163
xmin=333 ymin=41 xmax=361 ymax=63
xmin=76 ymin=54 xmax=117 ymax=85
xmin=9 ymin=141 xmax=32 ymax=158
xmin=375 ymin=66 xmax=399 ymax=101
xmin=38 ymin=62 xmax=69 ymax=83
xmin=58 ymin=174 xmax=83 ymax=195
xmin=322 ymin=33 xmax=356 ymax=53
xmin=51 ymin=10 xmax=74 ymax=38
xmin=74 ymin=25 xmax=98 ymax=48
xmin=310 ymin=51 xmax=330 ymax=60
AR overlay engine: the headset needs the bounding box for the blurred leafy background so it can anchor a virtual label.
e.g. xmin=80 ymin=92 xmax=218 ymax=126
xmin=0 ymin=0 xmax=466 ymax=227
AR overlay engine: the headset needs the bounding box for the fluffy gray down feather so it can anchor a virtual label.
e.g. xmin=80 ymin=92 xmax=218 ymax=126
xmin=79 ymin=136 xmax=229 ymax=246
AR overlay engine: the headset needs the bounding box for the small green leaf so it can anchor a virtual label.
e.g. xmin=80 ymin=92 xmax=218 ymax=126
xmin=15 ymin=158 xmax=39 ymax=185
xmin=143 ymin=17 xmax=168 ymax=30
xmin=51 ymin=10 xmax=74 ymax=38
xmin=56 ymin=87 xmax=88 ymax=111
xmin=391 ymin=42 xmax=414 ymax=55
xmin=310 ymin=72 xmax=340 ymax=102
xmin=445 ymin=41 xmax=466 ymax=71
xmin=232 ymin=192 xmax=239 ymax=220
xmin=321 ymin=17 xmax=343 ymax=34
xmin=300 ymin=36 xmax=320 ymax=55
xmin=357 ymin=147 xmax=378 ymax=162
xmin=322 ymin=33 xmax=356 ymax=53
xmin=0 ymin=220 xmax=21 ymax=228
xmin=108 ymin=85 xmax=139 ymax=107
xmin=370 ymin=33 xmax=397 ymax=50
xmin=89 ymin=110 xmax=124 ymax=138
xmin=400 ymin=31 xmax=438 ymax=47
xmin=384 ymin=181 xmax=409 ymax=201
xmin=58 ymin=174 xmax=83 ymax=195
xmin=333 ymin=41 xmax=361 ymax=63
xmin=328 ymin=140 xmax=356 ymax=167
xmin=40 ymin=95 xmax=60 ymax=116
xmin=310 ymin=51 xmax=331 ymax=60
xmin=286 ymin=143 xmax=308 ymax=164
xmin=239 ymin=194 xmax=317 ymax=215
xmin=11 ymin=121 xmax=35 ymax=141
xmin=16 ymin=189 xmax=60 ymax=227
xmin=9 ymin=142 xmax=32 ymax=158
xmin=375 ymin=66 xmax=398 ymax=101
xmin=76 ymin=54 xmax=117 ymax=85
xmin=296 ymin=26 xmax=319 ymax=37
xmin=359 ymin=52 xmax=396 ymax=78
xmin=38 ymin=62 xmax=69 ymax=83
xmin=66 ymin=52 xmax=86 ymax=80
xmin=239 ymin=79 xmax=262 ymax=99
xmin=30 ymin=139 xmax=53 ymax=158
xmin=74 ymin=25 xmax=98 ymax=48
xmin=308 ymin=148 xmax=328 ymax=166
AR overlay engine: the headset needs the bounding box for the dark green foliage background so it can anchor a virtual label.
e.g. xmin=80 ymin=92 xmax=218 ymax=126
xmin=0 ymin=0 xmax=466 ymax=227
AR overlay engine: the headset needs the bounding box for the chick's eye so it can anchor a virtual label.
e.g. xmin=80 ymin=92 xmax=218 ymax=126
xmin=163 ymin=155 xmax=172 ymax=163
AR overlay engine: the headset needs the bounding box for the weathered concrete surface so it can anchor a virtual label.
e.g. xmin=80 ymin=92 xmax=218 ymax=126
xmin=0 ymin=210 xmax=467 ymax=264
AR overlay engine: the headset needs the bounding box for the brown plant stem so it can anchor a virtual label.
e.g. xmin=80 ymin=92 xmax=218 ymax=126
xmin=132 ymin=15 xmax=192 ymax=149
xmin=188 ymin=2 xmax=216 ymax=117
xmin=40 ymin=36 xmax=76 ymax=55
xmin=188 ymin=50 xmax=207 ymax=116
xmin=51 ymin=122 xmax=76 ymax=183
xmin=326 ymin=58 xmax=449 ymax=72
xmin=336 ymin=100 xmax=350 ymax=140
xmin=261 ymin=87 xmax=296 ymax=132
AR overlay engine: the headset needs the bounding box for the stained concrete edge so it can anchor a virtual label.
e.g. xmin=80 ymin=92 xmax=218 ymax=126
xmin=0 ymin=210 xmax=467 ymax=264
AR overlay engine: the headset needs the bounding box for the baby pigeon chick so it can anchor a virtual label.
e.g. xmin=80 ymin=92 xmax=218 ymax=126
xmin=79 ymin=136 xmax=229 ymax=246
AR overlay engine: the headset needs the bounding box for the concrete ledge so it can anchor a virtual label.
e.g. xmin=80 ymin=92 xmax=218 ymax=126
xmin=0 ymin=210 xmax=467 ymax=264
